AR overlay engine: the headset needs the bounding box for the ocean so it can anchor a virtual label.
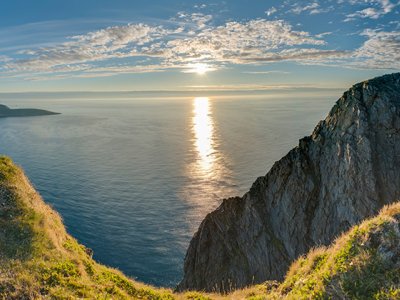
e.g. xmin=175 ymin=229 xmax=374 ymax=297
xmin=0 ymin=94 xmax=337 ymax=287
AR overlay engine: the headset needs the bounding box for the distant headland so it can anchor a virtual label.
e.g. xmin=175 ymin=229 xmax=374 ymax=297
xmin=0 ymin=104 xmax=59 ymax=117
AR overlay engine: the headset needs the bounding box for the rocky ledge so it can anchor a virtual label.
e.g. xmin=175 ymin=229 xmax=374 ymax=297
xmin=177 ymin=73 xmax=400 ymax=293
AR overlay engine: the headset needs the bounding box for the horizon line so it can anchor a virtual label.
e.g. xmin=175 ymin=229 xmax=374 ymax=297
xmin=0 ymin=86 xmax=344 ymax=95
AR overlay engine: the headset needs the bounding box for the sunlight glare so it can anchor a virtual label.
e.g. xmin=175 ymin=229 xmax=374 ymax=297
xmin=192 ymin=97 xmax=214 ymax=171
xmin=194 ymin=64 xmax=208 ymax=75
xmin=183 ymin=96 xmax=237 ymax=229
xmin=186 ymin=63 xmax=213 ymax=75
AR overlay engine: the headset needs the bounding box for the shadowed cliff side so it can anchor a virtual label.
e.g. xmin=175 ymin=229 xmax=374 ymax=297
xmin=177 ymin=73 xmax=400 ymax=293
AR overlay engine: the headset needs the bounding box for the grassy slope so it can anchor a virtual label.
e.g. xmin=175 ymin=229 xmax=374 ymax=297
xmin=241 ymin=204 xmax=400 ymax=300
xmin=0 ymin=156 xmax=399 ymax=299
xmin=0 ymin=156 xmax=176 ymax=299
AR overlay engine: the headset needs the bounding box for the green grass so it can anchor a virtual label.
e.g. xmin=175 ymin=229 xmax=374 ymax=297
xmin=0 ymin=156 xmax=175 ymax=299
xmin=0 ymin=155 xmax=399 ymax=299
xmin=249 ymin=203 xmax=400 ymax=300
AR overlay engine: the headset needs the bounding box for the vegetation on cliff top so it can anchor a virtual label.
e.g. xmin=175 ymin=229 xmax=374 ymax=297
xmin=0 ymin=156 xmax=174 ymax=299
xmin=253 ymin=202 xmax=400 ymax=299
xmin=0 ymin=156 xmax=399 ymax=299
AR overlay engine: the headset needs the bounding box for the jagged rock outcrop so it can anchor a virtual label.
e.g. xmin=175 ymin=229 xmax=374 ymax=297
xmin=177 ymin=73 xmax=400 ymax=293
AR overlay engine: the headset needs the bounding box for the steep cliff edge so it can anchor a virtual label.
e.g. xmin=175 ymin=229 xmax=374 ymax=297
xmin=178 ymin=73 xmax=400 ymax=292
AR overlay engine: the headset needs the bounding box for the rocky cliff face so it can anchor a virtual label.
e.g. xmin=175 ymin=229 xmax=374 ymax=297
xmin=177 ymin=73 xmax=400 ymax=293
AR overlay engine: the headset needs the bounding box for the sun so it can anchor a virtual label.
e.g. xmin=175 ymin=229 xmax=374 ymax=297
xmin=193 ymin=63 xmax=209 ymax=75
xmin=185 ymin=63 xmax=215 ymax=75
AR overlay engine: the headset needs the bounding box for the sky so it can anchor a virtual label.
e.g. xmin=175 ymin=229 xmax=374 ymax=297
xmin=0 ymin=0 xmax=399 ymax=92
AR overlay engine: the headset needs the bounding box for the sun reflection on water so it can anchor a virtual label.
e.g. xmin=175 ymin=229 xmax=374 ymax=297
xmin=192 ymin=97 xmax=214 ymax=172
xmin=180 ymin=96 xmax=238 ymax=232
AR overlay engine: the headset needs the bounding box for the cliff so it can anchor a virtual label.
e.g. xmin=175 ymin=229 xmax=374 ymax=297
xmin=0 ymin=104 xmax=59 ymax=117
xmin=1 ymin=154 xmax=398 ymax=299
xmin=178 ymin=73 xmax=400 ymax=292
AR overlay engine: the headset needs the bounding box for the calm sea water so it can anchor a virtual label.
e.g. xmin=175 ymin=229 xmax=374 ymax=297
xmin=0 ymin=95 xmax=336 ymax=287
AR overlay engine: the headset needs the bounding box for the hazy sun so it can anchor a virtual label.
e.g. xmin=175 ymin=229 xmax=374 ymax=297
xmin=186 ymin=63 xmax=214 ymax=75
xmin=193 ymin=63 xmax=209 ymax=75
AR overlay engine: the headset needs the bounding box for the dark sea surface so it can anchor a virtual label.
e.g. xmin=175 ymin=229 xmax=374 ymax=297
xmin=0 ymin=95 xmax=337 ymax=287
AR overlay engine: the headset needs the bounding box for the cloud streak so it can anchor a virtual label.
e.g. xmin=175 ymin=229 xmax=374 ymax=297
xmin=289 ymin=2 xmax=332 ymax=15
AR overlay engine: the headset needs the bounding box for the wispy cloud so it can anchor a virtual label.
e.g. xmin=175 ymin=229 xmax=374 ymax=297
xmin=344 ymin=0 xmax=397 ymax=21
xmin=352 ymin=29 xmax=400 ymax=69
xmin=158 ymin=19 xmax=326 ymax=65
xmin=289 ymin=2 xmax=333 ymax=15
xmin=239 ymin=49 xmax=350 ymax=64
xmin=174 ymin=12 xmax=212 ymax=29
xmin=0 ymin=55 xmax=11 ymax=63
xmin=4 ymin=23 xmax=173 ymax=73
xmin=265 ymin=7 xmax=278 ymax=16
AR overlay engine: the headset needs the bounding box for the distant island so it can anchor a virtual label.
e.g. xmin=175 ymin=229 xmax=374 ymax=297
xmin=0 ymin=104 xmax=59 ymax=117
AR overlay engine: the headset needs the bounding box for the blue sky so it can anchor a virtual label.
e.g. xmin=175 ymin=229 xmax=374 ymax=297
xmin=0 ymin=0 xmax=399 ymax=92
